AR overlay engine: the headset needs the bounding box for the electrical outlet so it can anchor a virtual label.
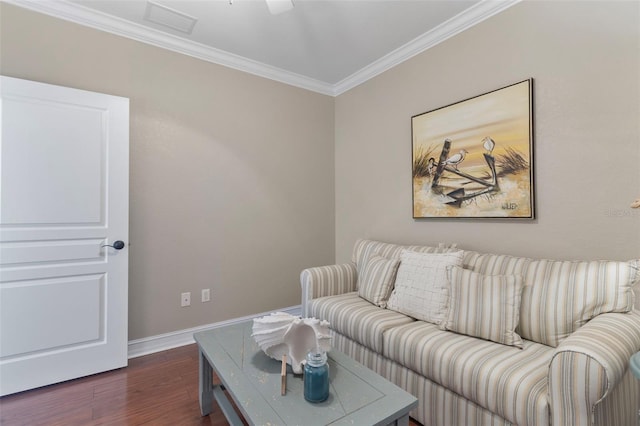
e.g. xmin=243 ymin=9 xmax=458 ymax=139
xmin=181 ymin=292 xmax=191 ymax=307
xmin=201 ymin=289 xmax=211 ymax=303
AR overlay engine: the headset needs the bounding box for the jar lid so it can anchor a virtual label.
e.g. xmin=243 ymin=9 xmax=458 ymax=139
xmin=306 ymin=350 xmax=327 ymax=367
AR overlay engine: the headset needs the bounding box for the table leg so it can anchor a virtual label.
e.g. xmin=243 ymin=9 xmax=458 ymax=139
xmin=199 ymin=347 xmax=214 ymax=416
xmin=394 ymin=413 xmax=410 ymax=426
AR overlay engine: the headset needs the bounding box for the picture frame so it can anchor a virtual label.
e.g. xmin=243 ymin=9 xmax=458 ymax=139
xmin=412 ymin=79 xmax=534 ymax=219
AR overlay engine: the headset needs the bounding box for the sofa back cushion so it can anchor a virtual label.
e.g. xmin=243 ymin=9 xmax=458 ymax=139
xmin=632 ymin=259 xmax=640 ymax=313
xmin=352 ymin=239 xmax=454 ymax=283
xmin=463 ymin=251 xmax=638 ymax=347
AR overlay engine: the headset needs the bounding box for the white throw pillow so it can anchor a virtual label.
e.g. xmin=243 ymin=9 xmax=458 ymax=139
xmin=387 ymin=250 xmax=464 ymax=324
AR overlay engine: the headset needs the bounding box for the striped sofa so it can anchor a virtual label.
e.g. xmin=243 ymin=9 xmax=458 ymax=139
xmin=300 ymin=239 xmax=640 ymax=426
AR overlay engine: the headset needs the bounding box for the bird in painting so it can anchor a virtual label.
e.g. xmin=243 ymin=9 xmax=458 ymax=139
xmin=444 ymin=149 xmax=468 ymax=170
xmin=482 ymin=137 xmax=496 ymax=155
xmin=427 ymin=157 xmax=436 ymax=175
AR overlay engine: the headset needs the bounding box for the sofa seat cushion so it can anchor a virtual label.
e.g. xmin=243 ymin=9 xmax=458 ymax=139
xmin=308 ymin=292 xmax=414 ymax=353
xmin=383 ymin=321 xmax=552 ymax=426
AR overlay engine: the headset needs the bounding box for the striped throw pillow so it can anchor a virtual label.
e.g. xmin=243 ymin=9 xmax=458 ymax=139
xmin=387 ymin=250 xmax=464 ymax=324
xmin=441 ymin=266 xmax=524 ymax=348
xmin=357 ymin=254 xmax=401 ymax=307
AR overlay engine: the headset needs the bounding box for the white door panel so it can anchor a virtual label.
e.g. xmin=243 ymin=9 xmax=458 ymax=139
xmin=0 ymin=239 xmax=104 ymax=265
xmin=0 ymin=76 xmax=129 ymax=396
xmin=2 ymin=94 xmax=105 ymax=224
xmin=1 ymin=274 xmax=104 ymax=357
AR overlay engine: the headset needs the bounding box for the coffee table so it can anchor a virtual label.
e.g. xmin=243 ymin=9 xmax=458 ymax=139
xmin=194 ymin=321 xmax=418 ymax=425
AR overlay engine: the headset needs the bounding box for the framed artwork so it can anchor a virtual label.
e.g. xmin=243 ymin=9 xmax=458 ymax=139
xmin=412 ymin=79 xmax=534 ymax=219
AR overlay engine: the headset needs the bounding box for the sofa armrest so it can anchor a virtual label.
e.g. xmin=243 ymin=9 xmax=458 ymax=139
xmin=548 ymin=310 xmax=640 ymax=425
xmin=300 ymin=263 xmax=357 ymax=316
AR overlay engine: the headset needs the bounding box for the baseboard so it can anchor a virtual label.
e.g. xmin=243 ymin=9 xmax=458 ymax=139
xmin=127 ymin=305 xmax=302 ymax=359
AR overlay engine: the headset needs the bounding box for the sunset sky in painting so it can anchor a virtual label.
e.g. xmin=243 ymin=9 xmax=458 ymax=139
xmin=412 ymin=80 xmax=532 ymax=169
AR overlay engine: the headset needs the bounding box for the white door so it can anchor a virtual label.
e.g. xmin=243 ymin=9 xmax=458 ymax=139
xmin=0 ymin=76 xmax=129 ymax=396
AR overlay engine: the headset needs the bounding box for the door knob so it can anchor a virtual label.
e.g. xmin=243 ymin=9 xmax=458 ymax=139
xmin=102 ymin=240 xmax=125 ymax=250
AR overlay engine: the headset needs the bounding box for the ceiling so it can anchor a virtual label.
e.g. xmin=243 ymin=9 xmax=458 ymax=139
xmin=6 ymin=0 xmax=519 ymax=95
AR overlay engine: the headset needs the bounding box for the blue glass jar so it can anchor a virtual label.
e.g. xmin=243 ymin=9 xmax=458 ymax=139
xmin=303 ymin=350 xmax=329 ymax=403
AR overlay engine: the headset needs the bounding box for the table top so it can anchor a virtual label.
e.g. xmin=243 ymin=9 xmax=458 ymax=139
xmin=194 ymin=321 xmax=417 ymax=426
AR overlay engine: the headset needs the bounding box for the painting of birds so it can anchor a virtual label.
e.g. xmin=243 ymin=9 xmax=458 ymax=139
xmin=482 ymin=137 xmax=496 ymax=155
xmin=444 ymin=149 xmax=468 ymax=170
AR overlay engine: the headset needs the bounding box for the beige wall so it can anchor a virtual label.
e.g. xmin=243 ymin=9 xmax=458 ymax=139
xmin=335 ymin=0 xmax=640 ymax=262
xmin=2 ymin=0 xmax=639 ymax=340
xmin=0 ymin=3 xmax=335 ymax=340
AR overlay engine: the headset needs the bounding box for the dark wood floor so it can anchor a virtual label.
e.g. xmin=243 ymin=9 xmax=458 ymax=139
xmin=0 ymin=344 xmax=420 ymax=425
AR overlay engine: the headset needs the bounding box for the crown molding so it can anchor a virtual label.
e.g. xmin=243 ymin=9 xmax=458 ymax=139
xmin=332 ymin=0 xmax=522 ymax=96
xmin=4 ymin=0 xmax=520 ymax=97
xmin=3 ymin=0 xmax=335 ymax=95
